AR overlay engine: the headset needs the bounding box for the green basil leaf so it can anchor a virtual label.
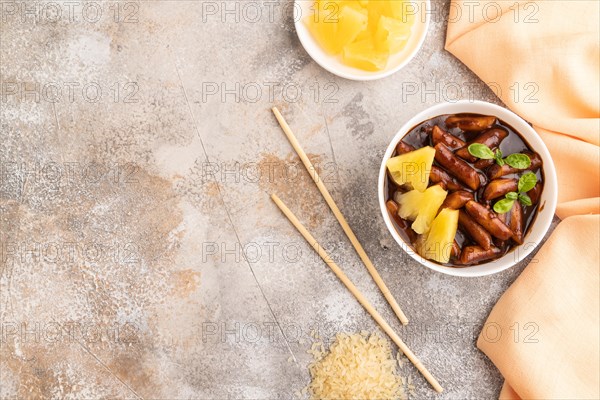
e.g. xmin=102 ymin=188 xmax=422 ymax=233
xmin=493 ymin=198 xmax=515 ymax=214
xmin=518 ymin=172 xmax=538 ymax=193
xmin=468 ymin=143 xmax=495 ymax=159
xmin=494 ymin=149 xmax=505 ymax=166
xmin=518 ymin=193 xmax=533 ymax=206
xmin=505 ymin=153 xmax=532 ymax=169
xmin=506 ymin=192 xmax=518 ymax=201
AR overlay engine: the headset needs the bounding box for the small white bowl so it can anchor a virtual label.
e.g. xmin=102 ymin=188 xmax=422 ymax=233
xmin=294 ymin=0 xmax=430 ymax=81
xmin=378 ymin=101 xmax=558 ymax=277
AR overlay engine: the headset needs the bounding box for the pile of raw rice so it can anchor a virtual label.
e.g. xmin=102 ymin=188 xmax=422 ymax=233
xmin=303 ymin=331 xmax=412 ymax=400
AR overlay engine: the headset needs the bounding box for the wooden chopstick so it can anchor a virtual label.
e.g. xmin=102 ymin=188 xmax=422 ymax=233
xmin=271 ymin=194 xmax=443 ymax=393
xmin=272 ymin=107 xmax=409 ymax=325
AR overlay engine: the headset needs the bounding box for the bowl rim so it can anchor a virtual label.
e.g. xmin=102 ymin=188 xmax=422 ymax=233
xmin=293 ymin=0 xmax=431 ymax=81
xmin=378 ymin=100 xmax=558 ymax=277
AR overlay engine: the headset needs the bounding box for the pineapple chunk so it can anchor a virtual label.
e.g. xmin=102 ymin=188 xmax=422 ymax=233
xmin=353 ymin=29 xmax=372 ymax=43
xmin=304 ymin=0 xmax=415 ymax=71
xmin=375 ymin=15 xmax=411 ymax=53
xmin=387 ymin=0 xmax=416 ymax=22
xmin=411 ymin=185 xmax=447 ymax=234
xmin=334 ymin=6 xmax=368 ymax=53
xmin=304 ymin=7 xmax=337 ymax=53
xmin=338 ymin=0 xmax=365 ymax=11
xmin=418 ymin=208 xmax=459 ymax=264
xmin=386 ymin=146 xmax=435 ymax=192
xmin=394 ymin=189 xmax=423 ymax=221
xmin=365 ymin=0 xmax=386 ymax=33
xmin=395 ymin=185 xmax=447 ymax=234
xmin=342 ymin=39 xmax=388 ymax=71
xmin=305 ymin=4 xmax=367 ymax=54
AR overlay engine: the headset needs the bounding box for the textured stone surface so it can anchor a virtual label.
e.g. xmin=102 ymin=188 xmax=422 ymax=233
xmin=0 ymin=1 xmax=554 ymax=398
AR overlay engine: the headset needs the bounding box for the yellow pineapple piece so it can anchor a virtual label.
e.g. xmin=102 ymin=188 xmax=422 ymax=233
xmin=394 ymin=189 xmax=423 ymax=221
xmin=338 ymin=0 xmax=365 ymax=11
xmin=418 ymin=208 xmax=459 ymax=263
xmin=411 ymin=185 xmax=447 ymax=234
xmin=354 ymin=29 xmax=372 ymax=42
xmin=375 ymin=15 xmax=411 ymax=53
xmin=306 ymin=0 xmax=415 ymax=71
xmin=395 ymin=185 xmax=447 ymax=235
xmin=386 ymin=146 xmax=435 ymax=192
xmin=342 ymin=39 xmax=388 ymax=71
xmin=387 ymin=0 xmax=415 ymax=21
xmin=365 ymin=0 xmax=385 ymax=33
xmin=305 ymin=3 xmax=367 ymax=54
xmin=334 ymin=5 xmax=368 ymax=52
xmin=314 ymin=0 xmax=346 ymax=11
xmin=304 ymin=7 xmax=338 ymax=53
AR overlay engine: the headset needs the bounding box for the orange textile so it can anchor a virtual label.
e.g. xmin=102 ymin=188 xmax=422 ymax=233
xmin=446 ymin=1 xmax=600 ymax=398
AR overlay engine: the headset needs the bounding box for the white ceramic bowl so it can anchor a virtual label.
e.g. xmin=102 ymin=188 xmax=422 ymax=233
xmin=294 ymin=0 xmax=430 ymax=81
xmin=378 ymin=101 xmax=558 ymax=277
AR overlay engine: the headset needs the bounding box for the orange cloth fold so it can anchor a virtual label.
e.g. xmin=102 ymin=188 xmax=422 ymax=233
xmin=446 ymin=1 xmax=600 ymax=399
xmin=476 ymin=215 xmax=599 ymax=399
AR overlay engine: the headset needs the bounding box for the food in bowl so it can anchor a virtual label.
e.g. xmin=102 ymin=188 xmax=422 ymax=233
xmin=385 ymin=113 xmax=544 ymax=266
xmin=304 ymin=0 xmax=415 ymax=71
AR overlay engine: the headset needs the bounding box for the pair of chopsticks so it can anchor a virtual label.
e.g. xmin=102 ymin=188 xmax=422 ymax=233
xmin=270 ymin=107 xmax=443 ymax=393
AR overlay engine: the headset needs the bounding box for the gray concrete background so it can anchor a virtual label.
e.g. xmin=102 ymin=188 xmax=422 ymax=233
xmin=0 ymin=0 xmax=552 ymax=398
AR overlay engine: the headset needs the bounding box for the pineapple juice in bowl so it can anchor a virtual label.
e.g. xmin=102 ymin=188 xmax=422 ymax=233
xmin=378 ymin=101 xmax=558 ymax=277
